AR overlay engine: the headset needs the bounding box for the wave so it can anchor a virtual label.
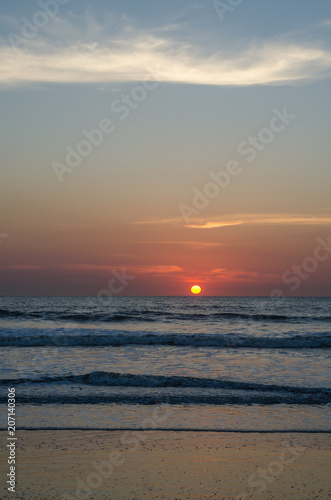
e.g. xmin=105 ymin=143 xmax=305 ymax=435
xmin=0 ymin=328 xmax=330 ymax=348
xmin=0 ymin=308 xmax=37 ymax=318
xmin=1 ymin=307 xmax=331 ymax=323
xmin=0 ymin=392 xmax=329 ymax=406
xmin=2 ymin=371 xmax=330 ymax=394
xmin=1 ymin=371 xmax=330 ymax=405
xmin=0 ymin=395 xmax=329 ymax=405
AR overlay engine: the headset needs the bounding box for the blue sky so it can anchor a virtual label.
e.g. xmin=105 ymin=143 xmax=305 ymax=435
xmin=0 ymin=0 xmax=331 ymax=295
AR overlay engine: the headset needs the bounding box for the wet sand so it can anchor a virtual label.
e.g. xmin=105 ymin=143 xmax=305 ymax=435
xmin=0 ymin=430 xmax=330 ymax=499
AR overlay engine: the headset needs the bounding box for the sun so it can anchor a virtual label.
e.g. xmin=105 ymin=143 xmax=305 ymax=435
xmin=191 ymin=285 xmax=202 ymax=295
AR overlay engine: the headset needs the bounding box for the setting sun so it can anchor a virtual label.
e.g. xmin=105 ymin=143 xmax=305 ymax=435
xmin=191 ymin=285 xmax=202 ymax=295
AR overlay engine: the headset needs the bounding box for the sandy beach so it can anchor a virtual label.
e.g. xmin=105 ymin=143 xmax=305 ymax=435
xmin=1 ymin=430 xmax=330 ymax=499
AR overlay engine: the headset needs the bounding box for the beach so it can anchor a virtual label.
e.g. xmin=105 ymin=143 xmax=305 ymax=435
xmin=1 ymin=430 xmax=330 ymax=499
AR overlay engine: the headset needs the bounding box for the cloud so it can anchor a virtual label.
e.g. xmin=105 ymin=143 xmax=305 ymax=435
xmin=187 ymin=221 xmax=244 ymax=229
xmin=140 ymin=240 xmax=224 ymax=249
xmin=136 ymin=213 xmax=331 ymax=229
xmin=134 ymin=265 xmax=183 ymax=275
xmin=210 ymin=268 xmax=278 ymax=281
xmin=1 ymin=27 xmax=331 ymax=86
xmin=186 ymin=214 xmax=331 ymax=229
xmin=133 ymin=217 xmax=244 ymax=228
xmin=59 ymin=263 xmax=184 ymax=276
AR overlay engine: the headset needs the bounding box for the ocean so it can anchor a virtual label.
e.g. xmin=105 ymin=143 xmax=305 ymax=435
xmin=0 ymin=296 xmax=330 ymax=432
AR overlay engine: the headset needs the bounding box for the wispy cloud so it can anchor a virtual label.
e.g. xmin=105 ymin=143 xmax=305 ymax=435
xmin=135 ymin=213 xmax=331 ymax=229
xmin=60 ymin=263 xmax=184 ymax=276
xmin=187 ymin=221 xmax=244 ymax=229
xmin=140 ymin=240 xmax=224 ymax=249
xmin=320 ymin=19 xmax=331 ymax=27
xmin=187 ymin=214 xmax=331 ymax=229
xmin=0 ymin=262 xmax=278 ymax=283
xmin=1 ymin=26 xmax=331 ymax=86
xmin=134 ymin=265 xmax=183 ymax=275
xmin=210 ymin=268 xmax=278 ymax=281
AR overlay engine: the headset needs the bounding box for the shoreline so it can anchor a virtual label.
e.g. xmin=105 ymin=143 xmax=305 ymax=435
xmin=1 ymin=430 xmax=330 ymax=499
xmin=2 ymin=427 xmax=330 ymax=432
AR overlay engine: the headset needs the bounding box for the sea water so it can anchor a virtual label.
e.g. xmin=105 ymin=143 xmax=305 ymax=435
xmin=0 ymin=296 xmax=330 ymax=431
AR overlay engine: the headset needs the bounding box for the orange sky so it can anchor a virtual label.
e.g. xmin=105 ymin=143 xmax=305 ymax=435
xmin=1 ymin=2 xmax=331 ymax=295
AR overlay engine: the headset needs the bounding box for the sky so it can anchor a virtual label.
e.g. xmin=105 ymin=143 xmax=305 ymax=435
xmin=0 ymin=0 xmax=330 ymax=296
